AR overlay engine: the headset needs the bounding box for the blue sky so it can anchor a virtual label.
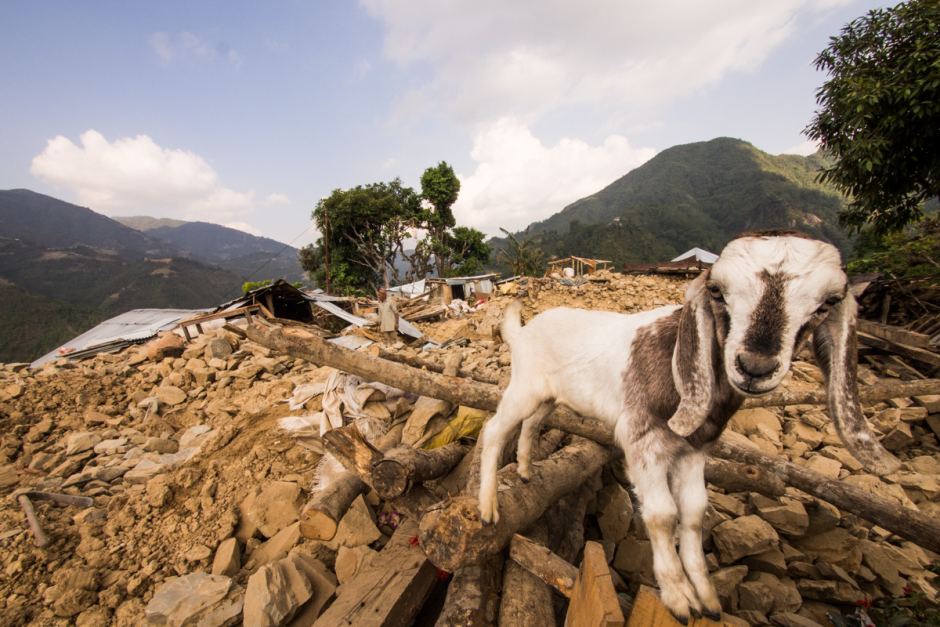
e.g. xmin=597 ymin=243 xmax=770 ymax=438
xmin=0 ymin=0 xmax=889 ymax=245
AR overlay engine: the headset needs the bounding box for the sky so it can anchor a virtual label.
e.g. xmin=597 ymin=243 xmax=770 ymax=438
xmin=0 ymin=0 xmax=891 ymax=246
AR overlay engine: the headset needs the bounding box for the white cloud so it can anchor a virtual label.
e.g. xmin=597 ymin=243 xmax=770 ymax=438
xmin=453 ymin=118 xmax=656 ymax=236
xmin=30 ymin=130 xmax=256 ymax=223
xmin=225 ymin=222 xmax=264 ymax=237
xmin=149 ymin=31 xmax=241 ymax=66
xmin=264 ymin=192 xmax=290 ymax=206
xmin=781 ymin=139 xmax=820 ymax=156
xmin=363 ymin=0 xmax=850 ymax=125
xmin=380 ymin=157 xmax=399 ymax=170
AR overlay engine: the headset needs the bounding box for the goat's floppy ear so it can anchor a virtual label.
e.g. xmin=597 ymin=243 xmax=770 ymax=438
xmin=668 ymin=272 xmax=716 ymax=437
xmin=813 ymin=293 xmax=900 ymax=475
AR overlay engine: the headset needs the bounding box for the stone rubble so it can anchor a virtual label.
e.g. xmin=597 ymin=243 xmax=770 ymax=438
xmin=0 ymin=271 xmax=936 ymax=625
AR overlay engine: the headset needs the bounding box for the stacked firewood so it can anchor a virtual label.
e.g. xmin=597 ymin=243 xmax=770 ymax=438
xmin=245 ymin=321 xmax=940 ymax=626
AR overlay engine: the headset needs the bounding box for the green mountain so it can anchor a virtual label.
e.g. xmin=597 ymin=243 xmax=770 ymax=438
xmin=511 ymin=137 xmax=850 ymax=265
xmin=0 ymin=190 xmax=249 ymax=363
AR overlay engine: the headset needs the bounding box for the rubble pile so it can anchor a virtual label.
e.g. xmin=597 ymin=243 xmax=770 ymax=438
xmin=0 ymin=272 xmax=937 ymax=626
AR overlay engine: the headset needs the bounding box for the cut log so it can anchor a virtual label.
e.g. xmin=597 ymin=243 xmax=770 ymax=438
xmin=377 ymin=347 xmax=500 ymax=386
xmin=313 ymin=520 xmax=436 ymax=627
xmin=418 ymin=437 xmax=611 ymax=573
xmin=373 ymin=442 xmax=470 ymax=500
xmin=549 ymin=472 xmax=602 ymax=565
xmin=299 ymin=472 xmax=367 ymax=541
xmin=857 ymin=331 xmax=940 ymax=368
xmin=565 ymin=541 xmax=625 ymax=627
xmin=322 ymin=425 xmax=383 ymax=486
xmin=300 ymin=424 xmax=404 ymax=540
xmin=627 ymin=586 xmax=739 ymax=627
xmin=435 ymin=553 xmax=504 ymax=627
xmin=500 ymin=524 xmax=556 ymax=627
xmin=508 ymin=533 xmax=578 ymax=598
xmin=704 ymin=458 xmax=785 ymax=498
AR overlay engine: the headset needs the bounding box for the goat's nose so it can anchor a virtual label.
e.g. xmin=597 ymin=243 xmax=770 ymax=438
xmin=736 ymin=352 xmax=779 ymax=379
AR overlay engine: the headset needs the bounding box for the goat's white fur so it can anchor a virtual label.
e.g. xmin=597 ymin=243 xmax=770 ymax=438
xmin=476 ymin=233 xmax=898 ymax=622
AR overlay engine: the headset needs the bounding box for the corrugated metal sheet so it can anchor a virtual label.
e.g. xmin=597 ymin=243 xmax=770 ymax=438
xmin=313 ymin=301 xmax=372 ymax=327
xmin=31 ymin=308 xmax=203 ymax=368
xmin=671 ymin=248 xmax=718 ymax=264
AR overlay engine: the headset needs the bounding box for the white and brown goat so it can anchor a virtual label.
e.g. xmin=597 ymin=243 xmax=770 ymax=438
xmin=477 ymin=231 xmax=899 ymax=623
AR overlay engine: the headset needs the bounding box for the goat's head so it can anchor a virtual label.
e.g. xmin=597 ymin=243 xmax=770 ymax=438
xmin=674 ymin=231 xmax=900 ymax=474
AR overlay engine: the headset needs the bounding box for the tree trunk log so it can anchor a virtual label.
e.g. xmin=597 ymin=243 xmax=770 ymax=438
xmin=500 ymin=524 xmax=557 ymax=627
xmin=508 ymin=533 xmax=578 ymax=598
xmin=419 ymin=437 xmax=611 ymax=573
xmin=322 ymin=424 xmax=383 ymax=486
xmin=743 ymin=377 xmax=940 ymax=408
xmin=704 ymin=458 xmax=786 ymax=498
xmin=435 ymin=554 xmax=504 ymax=627
xmin=377 ymin=347 xmax=501 ymax=385
xmin=299 ymin=473 xmax=367 ymax=541
xmin=373 ymin=442 xmax=470 ymax=500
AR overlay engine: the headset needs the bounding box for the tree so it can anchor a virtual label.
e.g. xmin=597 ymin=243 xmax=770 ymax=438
xmin=301 ymin=179 xmax=422 ymax=294
xmin=420 ymin=161 xmax=460 ymax=275
xmin=445 ymin=226 xmax=491 ymax=277
xmin=805 ymin=0 xmax=940 ymax=233
xmin=496 ymin=228 xmax=544 ymax=277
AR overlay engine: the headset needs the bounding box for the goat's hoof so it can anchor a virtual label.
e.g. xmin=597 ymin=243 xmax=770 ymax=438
xmin=703 ymin=609 xmax=722 ymax=622
xmin=667 ymin=610 xmax=689 ymax=626
xmin=517 ymin=466 xmax=531 ymax=482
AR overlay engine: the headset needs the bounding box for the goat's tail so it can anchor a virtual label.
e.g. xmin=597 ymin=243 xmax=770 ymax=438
xmin=500 ymin=300 xmax=523 ymax=346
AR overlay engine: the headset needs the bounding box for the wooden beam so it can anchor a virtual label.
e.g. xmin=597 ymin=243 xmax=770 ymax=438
xmin=508 ymin=533 xmax=578 ymax=598
xmin=857 ymin=319 xmax=930 ymax=348
xmin=313 ymin=520 xmax=436 ymax=627
xmin=565 ymin=541 xmax=624 ymax=627
xmin=626 ymin=586 xmax=739 ymax=627
xmin=858 ymin=331 xmax=940 ymax=368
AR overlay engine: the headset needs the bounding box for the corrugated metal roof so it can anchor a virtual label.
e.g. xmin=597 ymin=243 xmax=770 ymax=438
xmin=31 ymin=308 xmax=203 ymax=368
xmin=671 ymin=247 xmax=718 ymax=264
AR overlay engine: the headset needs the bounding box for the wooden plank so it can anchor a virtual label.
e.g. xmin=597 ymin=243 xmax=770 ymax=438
xmin=313 ymin=520 xmax=436 ymax=627
xmin=564 ymin=542 xmax=624 ymax=627
xmin=858 ymin=331 xmax=940 ymax=367
xmin=509 ymin=533 xmax=578 ymax=598
xmin=626 ymin=586 xmax=737 ymax=627
xmin=858 ymin=319 xmax=930 ymax=348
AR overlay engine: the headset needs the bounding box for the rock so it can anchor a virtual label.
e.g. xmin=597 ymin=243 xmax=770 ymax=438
xmin=65 ymin=432 xmax=102 ymax=456
xmin=748 ymin=572 xmax=802 ymax=613
xmin=44 ymin=568 xmax=99 ymax=618
xmin=178 ymin=424 xmax=214 ymax=450
xmin=212 ymin=538 xmax=241 ymax=577
xmin=613 ymin=537 xmax=655 ymax=585
xmin=738 ymin=580 xmax=774 ymax=614
xmin=185 ymin=544 xmax=213 ymax=562
xmin=285 ymin=548 xmax=337 ymax=623
xmin=711 ymin=565 xmax=748 ymax=610
xmin=143 ymin=437 xmax=179 ymax=454
xmin=818 ymin=445 xmax=863 ymax=472
xmin=146 ymin=474 xmax=173 ymax=507
xmin=912 ymin=394 xmax=940 ymax=413
xmin=93 ymin=437 xmax=127 ymax=455
xmin=335 ymin=544 xmax=378 ymax=584
xmin=596 ymin=482 xmax=633 ymax=543
xmin=713 ymin=515 xmax=779 ymax=564
xmin=841 ymin=473 xmax=917 ymax=509
xmin=243 ymin=558 xmax=313 ymax=627
xmin=249 ymin=481 xmax=303 ymax=539
xmin=907 ymin=455 xmax=940 ymax=475
xmin=26 ymin=417 xmax=53 ymax=441
xmin=206 ymin=338 xmax=234 ymax=361
xmin=770 ymin=612 xmax=824 ymax=627
xmin=245 ymin=523 xmax=302 ymax=570
xmin=742 ymin=548 xmax=787 ymax=577
xmin=0 ymin=464 xmax=19 ymax=489
xmin=786 ymin=422 xmax=824 ymax=449
xmin=753 ymin=496 xmax=809 ymax=537
xmin=710 ymin=490 xmax=747 ymax=518
xmin=145 ymin=572 xmax=239 ymax=627
xmin=804 ymin=499 xmax=840 ymax=535
xmin=880 ymin=422 xmax=914 ymax=451
xmin=330 ymin=495 xmax=381 ymax=549
xmin=735 ymin=610 xmax=768 ymax=625
xmin=155 ymin=385 xmax=187 ymax=407
xmin=797 ymin=601 xmax=842 ymax=626
xmin=803 ymin=454 xmax=842 ymax=479
xmin=145 ymin=332 xmax=185 ymax=360
xmin=794 ymin=528 xmax=862 ymax=573
xmin=730 ymin=408 xmax=783 ymax=442
xmin=124 ymin=458 xmax=169 ymax=484
xmin=796 ymin=579 xmax=860 ymax=603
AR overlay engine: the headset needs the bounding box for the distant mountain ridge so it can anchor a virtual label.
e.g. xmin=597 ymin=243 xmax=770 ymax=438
xmin=507 ymin=137 xmax=850 ymax=265
xmin=0 ymin=189 xmax=304 ymax=362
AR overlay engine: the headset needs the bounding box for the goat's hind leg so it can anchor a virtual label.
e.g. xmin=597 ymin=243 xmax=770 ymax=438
xmin=620 ymin=426 xmax=701 ymax=624
xmin=477 ymin=386 xmax=546 ymax=524
xmin=515 ymin=401 xmax=554 ymax=480
xmin=672 ymin=451 xmax=722 ymax=620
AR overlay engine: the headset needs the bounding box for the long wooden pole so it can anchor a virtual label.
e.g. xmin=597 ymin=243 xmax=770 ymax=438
xmin=247 ymin=322 xmax=940 ymax=555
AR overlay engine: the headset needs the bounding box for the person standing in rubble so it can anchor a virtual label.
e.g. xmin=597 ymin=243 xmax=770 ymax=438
xmin=377 ymin=287 xmax=398 ymax=344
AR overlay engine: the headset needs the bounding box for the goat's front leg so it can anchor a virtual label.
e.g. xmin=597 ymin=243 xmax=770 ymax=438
xmin=672 ymin=451 xmax=722 ymax=620
xmin=620 ymin=425 xmax=702 ymax=624
xmin=477 ymin=387 xmax=544 ymax=524
xmin=515 ymin=402 xmax=554 ymax=480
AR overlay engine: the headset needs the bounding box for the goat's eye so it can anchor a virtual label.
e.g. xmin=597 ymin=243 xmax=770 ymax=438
xmin=707 ymin=283 xmax=724 ymax=302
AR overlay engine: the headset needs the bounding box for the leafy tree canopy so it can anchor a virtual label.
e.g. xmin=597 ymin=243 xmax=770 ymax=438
xmin=806 ymin=0 xmax=940 ymax=233
xmin=445 ymin=226 xmax=491 ymax=277
xmin=420 ymin=161 xmax=461 ymax=275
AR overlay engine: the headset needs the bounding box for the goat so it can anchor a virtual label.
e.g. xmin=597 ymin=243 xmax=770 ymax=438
xmin=477 ymin=231 xmax=899 ymax=623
